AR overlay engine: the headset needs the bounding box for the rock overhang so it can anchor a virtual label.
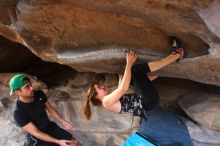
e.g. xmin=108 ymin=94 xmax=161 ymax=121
xmin=0 ymin=0 xmax=220 ymax=85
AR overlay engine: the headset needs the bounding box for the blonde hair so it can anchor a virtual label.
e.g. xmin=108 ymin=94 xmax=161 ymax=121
xmin=83 ymin=84 xmax=101 ymax=120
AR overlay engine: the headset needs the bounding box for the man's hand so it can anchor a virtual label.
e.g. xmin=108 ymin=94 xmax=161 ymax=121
xmin=44 ymin=101 xmax=73 ymax=131
xmin=61 ymin=120 xmax=73 ymax=131
xmin=57 ymin=140 xmax=71 ymax=146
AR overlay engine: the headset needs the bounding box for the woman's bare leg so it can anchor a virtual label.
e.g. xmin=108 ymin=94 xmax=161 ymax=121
xmin=148 ymin=75 xmax=159 ymax=81
xmin=148 ymin=53 xmax=180 ymax=72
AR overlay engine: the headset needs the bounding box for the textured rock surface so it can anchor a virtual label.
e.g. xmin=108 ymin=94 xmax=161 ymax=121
xmin=50 ymin=99 xmax=140 ymax=146
xmin=186 ymin=120 xmax=220 ymax=146
xmin=0 ymin=0 xmax=220 ymax=86
xmin=0 ymin=73 xmax=48 ymax=90
xmin=179 ymin=92 xmax=220 ymax=131
xmin=154 ymin=55 xmax=220 ymax=86
xmin=0 ymin=120 xmax=26 ymax=146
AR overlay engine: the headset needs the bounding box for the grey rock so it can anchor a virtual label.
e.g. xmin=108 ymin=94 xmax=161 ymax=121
xmin=49 ymin=95 xmax=140 ymax=146
xmin=185 ymin=120 xmax=220 ymax=145
xmin=0 ymin=100 xmax=3 ymax=110
xmin=179 ymin=92 xmax=220 ymax=131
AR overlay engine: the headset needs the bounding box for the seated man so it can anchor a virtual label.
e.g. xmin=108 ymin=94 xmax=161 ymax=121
xmin=10 ymin=74 xmax=80 ymax=146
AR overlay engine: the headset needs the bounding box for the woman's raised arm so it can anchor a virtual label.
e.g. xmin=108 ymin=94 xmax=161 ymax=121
xmin=102 ymin=51 xmax=138 ymax=109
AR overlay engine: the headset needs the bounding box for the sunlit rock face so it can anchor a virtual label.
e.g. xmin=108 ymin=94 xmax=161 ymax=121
xmin=1 ymin=1 xmax=220 ymax=81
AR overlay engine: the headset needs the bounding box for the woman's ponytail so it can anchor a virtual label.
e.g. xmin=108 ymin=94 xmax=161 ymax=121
xmin=84 ymin=84 xmax=102 ymax=120
xmin=83 ymin=99 xmax=91 ymax=120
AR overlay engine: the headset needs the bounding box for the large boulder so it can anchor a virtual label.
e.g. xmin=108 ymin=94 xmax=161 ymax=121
xmin=185 ymin=119 xmax=220 ymax=146
xmin=179 ymin=92 xmax=220 ymax=131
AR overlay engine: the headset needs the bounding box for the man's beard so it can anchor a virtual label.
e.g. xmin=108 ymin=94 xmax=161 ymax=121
xmin=25 ymin=90 xmax=34 ymax=98
xmin=29 ymin=90 xmax=34 ymax=97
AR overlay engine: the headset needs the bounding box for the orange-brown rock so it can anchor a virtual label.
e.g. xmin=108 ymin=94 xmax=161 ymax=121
xmin=1 ymin=0 xmax=219 ymax=80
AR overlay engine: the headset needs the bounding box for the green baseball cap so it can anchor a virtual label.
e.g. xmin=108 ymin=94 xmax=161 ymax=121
xmin=9 ymin=74 xmax=30 ymax=95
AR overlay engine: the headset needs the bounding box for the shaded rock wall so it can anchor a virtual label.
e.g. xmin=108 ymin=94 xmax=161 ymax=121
xmin=0 ymin=35 xmax=36 ymax=72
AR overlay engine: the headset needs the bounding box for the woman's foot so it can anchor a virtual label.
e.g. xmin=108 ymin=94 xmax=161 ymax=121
xmin=170 ymin=37 xmax=186 ymax=61
xmin=170 ymin=36 xmax=181 ymax=50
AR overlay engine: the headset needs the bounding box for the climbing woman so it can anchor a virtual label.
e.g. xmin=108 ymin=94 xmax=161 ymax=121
xmin=84 ymin=38 xmax=193 ymax=146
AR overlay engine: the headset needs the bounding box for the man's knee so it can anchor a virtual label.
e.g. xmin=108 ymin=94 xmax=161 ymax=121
xmin=71 ymin=138 xmax=82 ymax=146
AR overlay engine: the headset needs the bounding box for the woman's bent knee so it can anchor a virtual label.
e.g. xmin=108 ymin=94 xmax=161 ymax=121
xmin=131 ymin=64 xmax=149 ymax=74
